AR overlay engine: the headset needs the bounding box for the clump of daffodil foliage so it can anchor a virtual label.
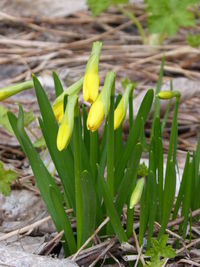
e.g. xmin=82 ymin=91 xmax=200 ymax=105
xmin=1 ymin=42 xmax=200 ymax=264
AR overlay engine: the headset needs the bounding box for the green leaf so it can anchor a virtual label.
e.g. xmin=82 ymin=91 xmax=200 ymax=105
xmin=0 ymin=105 xmax=35 ymax=134
xmin=87 ymin=0 xmax=128 ymax=16
xmin=187 ymin=34 xmax=200 ymax=48
xmin=97 ymin=165 xmax=127 ymax=243
xmin=33 ymin=136 xmax=46 ymax=148
xmin=32 ymin=75 xmax=76 ymax=210
xmin=121 ymin=77 xmax=137 ymax=90
xmin=49 ymin=185 xmax=76 ymax=254
xmin=114 ymin=89 xmax=154 ymax=190
xmin=115 ymin=143 xmax=143 ymax=214
xmin=0 ymin=105 xmax=14 ymax=134
xmin=8 ymin=108 xmax=73 ymax=247
xmin=145 ymin=235 xmax=176 ymax=267
xmin=146 ymin=0 xmax=198 ymax=37
xmin=81 ymin=170 xmax=96 ymax=243
xmin=23 ymin=111 xmax=35 ymax=126
xmin=53 ymin=71 xmax=64 ymax=97
xmin=0 ymin=161 xmax=17 ymax=195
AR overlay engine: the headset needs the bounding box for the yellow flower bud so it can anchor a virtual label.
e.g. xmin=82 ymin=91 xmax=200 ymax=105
xmin=158 ymin=90 xmax=180 ymax=100
xmin=56 ymin=94 xmax=77 ymax=151
xmin=129 ymin=177 xmax=145 ymax=209
xmin=114 ymin=101 xmax=125 ymax=130
xmin=53 ymin=101 xmax=64 ymax=123
xmin=87 ymin=99 xmax=104 ymax=132
xmin=57 ymin=121 xmax=71 ymax=151
xmin=114 ymin=83 xmax=134 ymax=130
xmin=52 ymin=78 xmax=83 ymax=123
xmin=83 ymin=71 xmax=99 ymax=103
xmin=83 ymin=41 xmax=102 ymax=103
xmin=86 ymin=71 xmax=115 ymax=132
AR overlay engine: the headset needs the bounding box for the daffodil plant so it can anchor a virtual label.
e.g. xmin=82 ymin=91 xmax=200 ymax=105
xmin=1 ymin=42 xmax=200 ymax=261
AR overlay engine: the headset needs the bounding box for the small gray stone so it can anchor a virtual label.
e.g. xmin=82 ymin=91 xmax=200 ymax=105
xmin=0 ymin=245 xmax=78 ymax=267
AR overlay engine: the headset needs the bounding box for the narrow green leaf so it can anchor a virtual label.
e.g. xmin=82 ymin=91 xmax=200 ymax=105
xmin=147 ymin=151 xmax=157 ymax=248
xmin=90 ymin=131 xmax=99 ymax=179
xmin=107 ymin=95 xmax=115 ymax=198
xmin=82 ymin=105 xmax=90 ymax=153
xmin=8 ymin=110 xmax=68 ymax=243
xmin=159 ymin=160 xmax=176 ymax=237
xmin=53 ymin=71 xmax=64 ymax=97
xmin=73 ymin=116 xmax=83 ymax=248
xmin=97 ymin=165 xmax=128 ymax=243
xmin=180 ymin=160 xmax=193 ymax=239
xmin=49 ymin=185 xmax=76 ymax=254
xmin=115 ymin=89 xmax=154 ymax=190
xmin=81 ymin=170 xmax=96 ymax=243
xmin=151 ymin=58 xmax=165 ymax=138
xmin=33 ymin=75 xmax=75 ymax=210
xmin=115 ymin=143 xmax=142 ymax=214
xmin=173 ymin=153 xmax=190 ymax=220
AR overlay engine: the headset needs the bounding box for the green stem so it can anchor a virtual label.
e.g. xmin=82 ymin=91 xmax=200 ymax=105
xmin=73 ymin=116 xmax=82 ymax=248
xmin=167 ymin=97 xmax=180 ymax=162
xmin=90 ymin=131 xmax=98 ymax=180
xmin=129 ymin=96 xmax=133 ymax=130
xmin=107 ymin=95 xmax=115 ymax=198
xmin=120 ymin=7 xmax=146 ymax=44
xmin=0 ymin=80 xmax=34 ymax=100
xmin=126 ymin=206 xmax=134 ymax=238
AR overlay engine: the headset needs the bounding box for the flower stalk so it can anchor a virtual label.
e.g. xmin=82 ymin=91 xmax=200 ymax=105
xmin=0 ymin=80 xmax=33 ymax=101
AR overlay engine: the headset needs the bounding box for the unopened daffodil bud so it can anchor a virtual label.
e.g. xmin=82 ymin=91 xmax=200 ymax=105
xmin=129 ymin=177 xmax=145 ymax=209
xmin=87 ymin=98 xmax=104 ymax=132
xmin=87 ymin=71 xmax=115 ymax=132
xmin=53 ymin=101 xmax=64 ymax=123
xmin=83 ymin=41 xmax=102 ymax=103
xmin=56 ymin=94 xmax=78 ymax=151
xmin=0 ymin=80 xmax=33 ymax=101
xmin=157 ymin=90 xmax=180 ymax=100
xmin=52 ymin=78 xmax=83 ymax=123
xmin=114 ymin=83 xmax=134 ymax=130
